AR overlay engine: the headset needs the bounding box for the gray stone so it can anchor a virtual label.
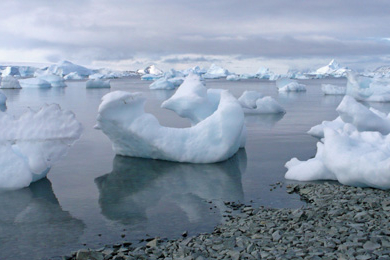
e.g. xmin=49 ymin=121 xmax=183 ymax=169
xmin=76 ymin=249 xmax=104 ymax=260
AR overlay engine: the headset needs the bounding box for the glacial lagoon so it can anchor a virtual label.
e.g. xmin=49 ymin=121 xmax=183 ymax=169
xmin=3 ymin=77 xmax=389 ymax=259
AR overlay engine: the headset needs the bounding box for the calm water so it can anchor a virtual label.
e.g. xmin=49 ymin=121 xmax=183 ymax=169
xmin=2 ymin=77 xmax=386 ymax=260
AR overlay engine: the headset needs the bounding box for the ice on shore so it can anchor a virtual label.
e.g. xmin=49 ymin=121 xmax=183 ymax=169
xmin=276 ymin=78 xmax=306 ymax=92
xmin=19 ymin=78 xmax=51 ymax=88
xmin=286 ymin=95 xmax=390 ymax=189
xmin=321 ymin=84 xmax=346 ymax=95
xmin=346 ymin=72 xmax=390 ymax=102
xmin=96 ymin=86 xmax=245 ymax=163
xmin=86 ymin=79 xmax=111 ymax=88
xmin=0 ymin=75 xmax=21 ymax=89
xmin=308 ymin=96 xmax=390 ymax=138
xmin=238 ymin=91 xmax=285 ymax=114
xmin=38 ymin=75 xmax=66 ymax=88
xmin=203 ymin=64 xmax=230 ymax=79
xmin=0 ymin=104 xmax=82 ymax=190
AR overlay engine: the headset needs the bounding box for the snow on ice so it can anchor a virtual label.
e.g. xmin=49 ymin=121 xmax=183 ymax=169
xmin=286 ymin=95 xmax=390 ymax=189
xmin=0 ymin=104 xmax=82 ymax=190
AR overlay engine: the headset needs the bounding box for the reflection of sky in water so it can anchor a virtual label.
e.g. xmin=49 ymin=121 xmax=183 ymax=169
xmin=95 ymin=149 xmax=246 ymax=235
xmin=0 ymin=77 xmax=368 ymax=259
xmin=0 ymin=178 xmax=85 ymax=260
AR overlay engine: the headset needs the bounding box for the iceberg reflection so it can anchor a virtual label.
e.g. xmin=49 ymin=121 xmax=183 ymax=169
xmin=95 ymin=150 xmax=246 ymax=229
xmin=0 ymin=178 xmax=85 ymax=260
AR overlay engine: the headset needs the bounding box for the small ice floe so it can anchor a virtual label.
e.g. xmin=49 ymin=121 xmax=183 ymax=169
xmin=149 ymin=77 xmax=175 ymax=90
xmin=96 ymin=73 xmax=245 ymax=163
xmin=19 ymin=78 xmax=51 ymax=88
xmin=321 ymin=84 xmax=346 ymax=95
xmin=0 ymin=75 xmax=21 ymax=89
xmin=203 ymin=64 xmax=230 ymax=79
xmin=286 ymin=95 xmax=390 ymax=189
xmin=0 ymin=104 xmax=82 ymax=190
xmin=226 ymin=74 xmax=240 ymax=81
xmin=86 ymin=79 xmax=111 ymax=88
xmin=238 ymin=91 xmax=285 ymax=114
xmin=276 ymin=78 xmax=306 ymax=92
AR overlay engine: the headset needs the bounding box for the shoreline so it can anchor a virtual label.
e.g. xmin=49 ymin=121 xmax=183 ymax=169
xmin=64 ymin=183 xmax=390 ymax=259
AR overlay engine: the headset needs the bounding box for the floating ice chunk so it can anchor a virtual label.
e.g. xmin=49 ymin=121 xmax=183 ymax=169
xmin=0 ymin=104 xmax=82 ymax=190
xmin=0 ymin=75 xmax=21 ymax=89
xmin=141 ymin=74 xmax=162 ymax=81
xmin=321 ymin=84 xmax=346 ymax=95
xmin=149 ymin=77 xmax=175 ymax=90
xmin=238 ymin=91 xmax=285 ymax=114
xmin=276 ymin=78 xmax=306 ymax=92
xmin=310 ymin=59 xmax=350 ymax=78
xmin=137 ymin=65 xmax=163 ymax=75
xmin=46 ymin=60 xmax=92 ymax=78
xmin=203 ymin=64 xmax=230 ymax=79
xmin=86 ymin=79 xmax=111 ymax=88
xmin=18 ymin=66 xmax=38 ymax=77
xmin=38 ymin=75 xmax=66 ymax=88
xmin=239 ymin=73 xmax=256 ymax=80
xmin=226 ymin=74 xmax=240 ymax=81
xmin=168 ymin=77 xmax=184 ymax=87
xmin=346 ymin=72 xmax=390 ymax=102
xmin=308 ymin=116 xmax=344 ymax=138
xmin=0 ymin=90 xmax=6 ymax=105
xmin=96 ymin=89 xmax=245 ymax=163
xmin=19 ymin=78 xmax=51 ymax=88
xmin=2 ymin=66 xmax=20 ymax=77
xmin=180 ymin=66 xmax=207 ymax=76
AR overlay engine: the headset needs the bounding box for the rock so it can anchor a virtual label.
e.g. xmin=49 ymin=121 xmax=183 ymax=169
xmin=146 ymin=238 xmax=159 ymax=248
xmin=75 ymin=249 xmax=104 ymax=260
xmin=363 ymin=241 xmax=381 ymax=251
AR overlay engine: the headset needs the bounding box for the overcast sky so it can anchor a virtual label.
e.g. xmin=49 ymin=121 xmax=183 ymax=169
xmin=1 ymin=0 xmax=389 ymax=73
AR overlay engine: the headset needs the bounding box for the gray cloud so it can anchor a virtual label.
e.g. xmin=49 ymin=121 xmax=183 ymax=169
xmin=1 ymin=0 xmax=390 ymax=71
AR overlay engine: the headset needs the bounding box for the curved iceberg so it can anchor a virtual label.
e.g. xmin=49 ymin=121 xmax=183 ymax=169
xmin=0 ymin=104 xmax=82 ymax=190
xmin=0 ymin=76 xmax=21 ymax=89
xmin=96 ymin=89 xmax=245 ymax=163
xmin=238 ymin=91 xmax=285 ymax=114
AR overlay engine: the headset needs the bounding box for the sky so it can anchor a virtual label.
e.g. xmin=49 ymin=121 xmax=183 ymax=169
xmin=0 ymin=0 xmax=390 ymax=73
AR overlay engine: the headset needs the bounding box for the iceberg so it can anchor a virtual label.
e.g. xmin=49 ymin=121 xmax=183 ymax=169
xmin=137 ymin=65 xmax=163 ymax=75
xmin=63 ymin=72 xmax=85 ymax=80
xmin=95 ymin=87 xmax=245 ymax=163
xmin=0 ymin=104 xmax=82 ymax=190
xmin=308 ymin=96 xmax=390 ymax=138
xmin=18 ymin=66 xmax=38 ymax=77
xmin=0 ymin=75 xmax=21 ymax=89
xmin=46 ymin=60 xmax=92 ymax=78
xmin=309 ymin=60 xmax=350 ymax=78
xmin=2 ymin=66 xmax=20 ymax=77
xmin=321 ymin=84 xmax=346 ymax=95
xmin=276 ymin=78 xmax=306 ymax=92
xmin=38 ymin=75 xmax=66 ymax=88
xmin=346 ymin=72 xmax=390 ymax=102
xmin=286 ymin=96 xmax=390 ymax=189
xmin=203 ymin=64 xmax=230 ymax=79
xmin=19 ymin=78 xmax=51 ymax=88
xmin=226 ymin=74 xmax=240 ymax=81
xmin=86 ymin=79 xmax=111 ymax=88
xmin=239 ymin=73 xmax=257 ymax=80
xmin=149 ymin=77 xmax=175 ymax=90
xmin=238 ymin=91 xmax=285 ymax=114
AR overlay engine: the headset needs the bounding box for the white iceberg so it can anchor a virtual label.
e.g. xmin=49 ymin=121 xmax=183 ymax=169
xmin=346 ymin=72 xmax=390 ymax=102
xmin=2 ymin=66 xmax=20 ymax=77
xmin=0 ymin=104 xmax=82 ymax=190
xmin=276 ymin=78 xmax=306 ymax=92
xmin=238 ymin=91 xmax=285 ymax=114
xmin=0 ymin=75 xmax=21 ymax=89
xmin=19 ymin=78 xmax=51 ymax=88
xmin=308 ymin=96 xmax=390 ymax=138
xmin=149 ymin=77 xmax=175 ymax=90
xmin=63 ymin=72 xmax=85 ymax=80
xmin=321 ymin=84 xmax=346 ymax=95
xmin=287 ymin=96 xmax=390 ymax=189
xmin=137 ymin=65 xmax=163 ymax=75
xmin=310 ymin=59 xmax=350 ymax=78
xmin=226 ymin=74 xmax=240 ymax=81
xmin=38 ymin=75 xmax=66 ymax=88
xmin=96 ymin=88 xmax=245 ymax=163
xmin=203 ymin=64 xmax=230 ymax=79
xmin=46 ymin=60 xmax=92 ymax=78
xmin=86 ymin=79 xmax=111 ymax=88
xmin=256 ymin=67 xmax=274 ymax=79
xmin=18 ymin=66 xmax=38 ymax=77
